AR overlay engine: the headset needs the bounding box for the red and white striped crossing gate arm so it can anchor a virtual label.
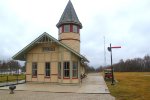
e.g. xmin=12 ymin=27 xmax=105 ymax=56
xmin=111 ymin=46 xmax=121 ymax=49
xmin=107 ymin=46 xmax=121 ymax=52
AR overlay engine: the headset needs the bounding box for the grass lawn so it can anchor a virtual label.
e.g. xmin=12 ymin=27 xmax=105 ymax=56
xmin=106 ymin=72 xmax=150 ymax=100
xmin=0 ymin=74 xmax=25 ymax=83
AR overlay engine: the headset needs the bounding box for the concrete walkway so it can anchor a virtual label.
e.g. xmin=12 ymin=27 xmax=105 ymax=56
xmin=0 ymin=73 xmax=109 ymax=94
xmin=0 ymin=73 xmax=115 ymax=100
xmin=78 ymin=73 xmax=110 ymax=93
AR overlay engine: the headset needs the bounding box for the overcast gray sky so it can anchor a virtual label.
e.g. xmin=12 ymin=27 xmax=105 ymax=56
xmin=0 ymin=0 xmax=150 ymax=67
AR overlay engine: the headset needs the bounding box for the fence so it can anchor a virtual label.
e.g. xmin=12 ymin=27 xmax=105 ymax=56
xmin=0 ymin=69 xmax=26 ymax=87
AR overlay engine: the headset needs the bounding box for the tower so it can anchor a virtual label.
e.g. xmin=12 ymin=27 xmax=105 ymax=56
xmin=56 ymin=0 xmax=82 ymax=53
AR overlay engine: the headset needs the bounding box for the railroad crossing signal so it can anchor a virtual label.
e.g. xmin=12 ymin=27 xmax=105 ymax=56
xmin=107 ymin=47 xmax=111 ymax=52
xmin=108 ymin=44 xmax=121 ymax=85
xmin=108 ymin=46 xmax=121 ymax=52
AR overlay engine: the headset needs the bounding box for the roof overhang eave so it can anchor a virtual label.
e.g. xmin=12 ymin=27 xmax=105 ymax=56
xmin=56 ymin=22 xmax=82 ymax=29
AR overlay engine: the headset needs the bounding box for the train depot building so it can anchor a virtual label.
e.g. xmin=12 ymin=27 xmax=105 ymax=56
xmin=13 ymin=1 xmax=88 ymax=84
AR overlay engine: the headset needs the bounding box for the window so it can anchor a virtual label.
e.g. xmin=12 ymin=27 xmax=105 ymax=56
xmin=77 ymin=27 xmax=80 ymax=33
xmin=45 ymin=62 xmax=50 ymax=77
xmin=32 ymin=62 xmax=37 ymax=77
xmin=59 ymin=27 xmax=62 ymax=33
xmin=43 ymin=47 xmax=55 ymax=52
xmin=58 ymin=62 xmax=61 ymax=78
xmin=63 ymin=62 xmax=70 ymax=78
xmin=64 ymin=25 xmax=70 ymax=32
xmin=72 ymin=62 xmax=78 ymax=78
xmin=73 ymin=25 xmax=78 ymax=33
xmin=60 ymin=25 xmax=79 ymax=33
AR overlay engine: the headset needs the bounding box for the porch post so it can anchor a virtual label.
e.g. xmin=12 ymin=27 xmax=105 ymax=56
xmin=78 ymin=60 xmax=80 ymax=83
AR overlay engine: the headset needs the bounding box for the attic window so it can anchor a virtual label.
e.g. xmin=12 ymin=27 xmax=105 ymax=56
xmin=43 ymin=47 xmax=55 ymax=52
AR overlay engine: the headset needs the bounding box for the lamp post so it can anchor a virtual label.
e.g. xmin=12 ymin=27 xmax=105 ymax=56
xmin=108 ymin=43 xmax=121 ymax=85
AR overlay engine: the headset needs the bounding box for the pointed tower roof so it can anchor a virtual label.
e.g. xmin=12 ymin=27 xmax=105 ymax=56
xmin=56 ymin=0 xmax=82 ymax=28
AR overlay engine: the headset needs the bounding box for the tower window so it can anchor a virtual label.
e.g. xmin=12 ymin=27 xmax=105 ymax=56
xmin=59 ymin=25 xmax=79 ymax=33
xmin=64 ymin=25 xmax=70 ymax=32
xmin=73 ymin=25 xmax=78 ymax=33
xmin=59 ymin=27 xmax=62 ymax=33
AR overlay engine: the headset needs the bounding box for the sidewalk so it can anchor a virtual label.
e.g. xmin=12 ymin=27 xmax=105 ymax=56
xmin=0 ymin=73 xmax=115 ymax=100
xmin=78 ymin=73 xmax=110 ymax=93
xmin=0 ymin=73 xmax=109 ymax=94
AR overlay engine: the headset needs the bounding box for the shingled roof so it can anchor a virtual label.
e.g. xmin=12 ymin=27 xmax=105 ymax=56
xmin=12 ymin=32 xmax=88 ymax=62
xmin=56 ymin=0 xmax=82 ymax=28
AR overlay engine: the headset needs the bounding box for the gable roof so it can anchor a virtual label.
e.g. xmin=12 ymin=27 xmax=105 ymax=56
xmin=12 ymin=32 xmax=88 ymax=62
xmin=56 ymin=0 xmax=82 ymax=29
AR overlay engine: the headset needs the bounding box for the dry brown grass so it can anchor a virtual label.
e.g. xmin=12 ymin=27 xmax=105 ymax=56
xmin=106 ymin=72 xmax=150 ymax=100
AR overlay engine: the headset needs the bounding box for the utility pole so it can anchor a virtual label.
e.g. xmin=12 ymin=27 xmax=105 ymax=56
xmin=104 ymin=36 xmax=106 ymax=66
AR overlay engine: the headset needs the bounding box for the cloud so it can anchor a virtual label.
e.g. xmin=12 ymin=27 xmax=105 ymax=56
xmin=0 ymin=0 xmax=150 ymax=68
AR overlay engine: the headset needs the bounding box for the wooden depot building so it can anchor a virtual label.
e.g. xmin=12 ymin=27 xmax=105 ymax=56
xmin=13 ymin=1 xmax=89 ymax=84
